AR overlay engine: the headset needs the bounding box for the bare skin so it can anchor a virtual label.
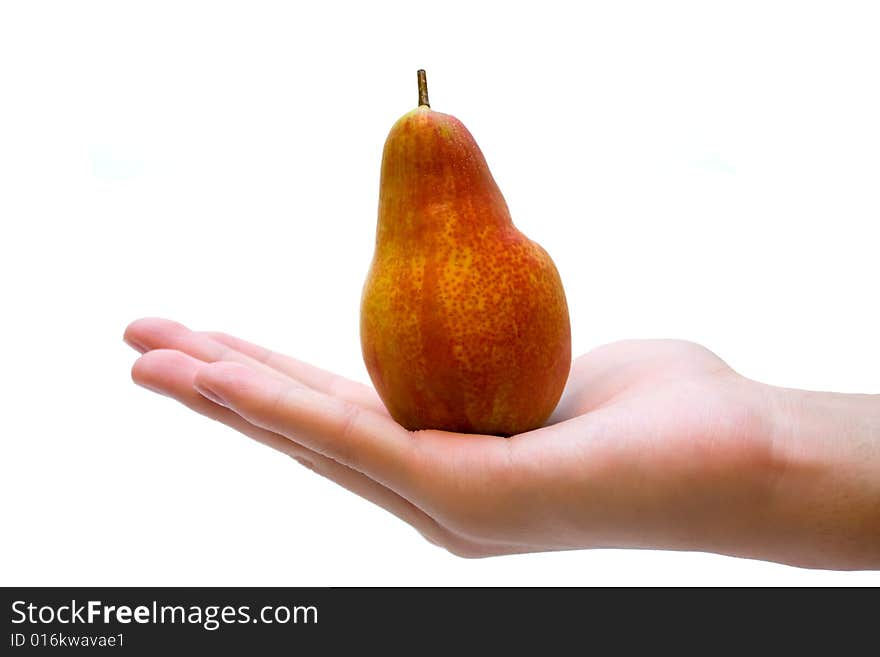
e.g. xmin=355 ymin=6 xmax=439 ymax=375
xmin=124 ymin=317 xmax=880 ymax=569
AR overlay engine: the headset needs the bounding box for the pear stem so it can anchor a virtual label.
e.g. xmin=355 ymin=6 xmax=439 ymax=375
xmin=417 ymin=69 xmax=430 ymax=108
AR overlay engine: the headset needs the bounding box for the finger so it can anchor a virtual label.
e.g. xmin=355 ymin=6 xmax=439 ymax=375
xmin=192 ymin=360 xmax=420 ymax=496
xmin=200 ymin=330 xmax=388 ymax=415
xmin=125 ymin=317 xmax=388 ymax=415
xmin=125 ymin=318 xmax=287 ymax=380
xmin=131 ymin=348 xmax=461 ymax=549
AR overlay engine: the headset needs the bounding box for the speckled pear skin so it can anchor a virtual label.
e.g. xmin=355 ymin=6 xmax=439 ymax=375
xmin=360 ymin=105 xmax=571 ymax=435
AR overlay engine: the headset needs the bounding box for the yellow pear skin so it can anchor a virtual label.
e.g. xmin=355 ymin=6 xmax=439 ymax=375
xmin=361 ymin=71 xmax=571 ymax=435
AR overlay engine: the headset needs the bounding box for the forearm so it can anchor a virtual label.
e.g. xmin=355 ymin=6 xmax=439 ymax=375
xmin=761 ymin=384 xmax=880 ymax=569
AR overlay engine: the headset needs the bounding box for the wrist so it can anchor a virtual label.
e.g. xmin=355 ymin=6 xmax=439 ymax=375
xmin=758 ymin=382 xmax=880 ymax=568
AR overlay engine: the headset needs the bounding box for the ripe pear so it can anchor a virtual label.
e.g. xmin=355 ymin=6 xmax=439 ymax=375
xmin=360 ymin=71 xmax=571 ymax=435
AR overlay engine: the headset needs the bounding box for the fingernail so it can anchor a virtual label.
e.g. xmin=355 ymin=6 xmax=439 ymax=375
xmin=124 ymin=338 xmax=149 ymax=353
xmin=195 ymin=383 xmax=228 ymax=408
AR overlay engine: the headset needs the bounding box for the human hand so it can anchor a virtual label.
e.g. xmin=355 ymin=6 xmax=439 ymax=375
xmin=124 ymin=318 xmax=880 ymax=568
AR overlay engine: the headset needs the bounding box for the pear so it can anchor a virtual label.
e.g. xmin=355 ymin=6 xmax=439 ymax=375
xmin=360 ymin=70 xmax=571 ymax=435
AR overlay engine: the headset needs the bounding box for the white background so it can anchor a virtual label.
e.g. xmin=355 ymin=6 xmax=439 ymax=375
xmin=1 ymin=1 xmax=878 ymax=585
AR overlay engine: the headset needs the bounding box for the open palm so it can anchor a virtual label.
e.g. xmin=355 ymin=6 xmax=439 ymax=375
xmin=126 ymin=318 xmax=778 ymax=560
